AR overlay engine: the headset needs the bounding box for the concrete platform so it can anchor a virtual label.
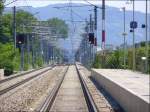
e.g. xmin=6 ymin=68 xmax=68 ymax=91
xmin=91 ymin=69 xmax=150 ymax=112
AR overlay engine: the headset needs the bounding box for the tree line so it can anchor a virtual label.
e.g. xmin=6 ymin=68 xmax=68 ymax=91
xmin=93 ymin=43 xmax=150 ymax=74
xmin=0 ymin=2 xmax=68 ymax=75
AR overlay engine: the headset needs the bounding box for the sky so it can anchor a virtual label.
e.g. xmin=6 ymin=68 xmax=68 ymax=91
xmin=4 ymin=0 xmax=150 ymax=13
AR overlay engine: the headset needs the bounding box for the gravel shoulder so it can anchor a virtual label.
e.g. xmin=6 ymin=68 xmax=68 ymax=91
xmin=0 ymin=66 xmax=52 ymax=91
xmin=76 ymin=63 xmax=123 ymax=112
xmin=0 ymin=66 xmax=67 ymax=112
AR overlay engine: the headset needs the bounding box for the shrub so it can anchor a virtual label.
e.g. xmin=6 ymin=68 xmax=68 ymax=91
xmin=4 ymin=62 xmax=13 ymax=76
xmin=93 ymin=54 xmax=101 ymax=68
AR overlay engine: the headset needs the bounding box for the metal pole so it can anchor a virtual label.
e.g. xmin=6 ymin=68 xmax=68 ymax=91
xmin=94 ymin=6 xmax=97 ymax=65
xmin=31 ymin=36 xmax=34 ymax=68
xmin=47 ymin=43 xmax=49 ymax=65
xmin=86 ymin=36 xmax=88 ymax=66
xmin=145 ymin=0 xmax=148 ymax=73
xmin=20 ymin=45 xmax=22 ymax=71
xmin=84 ymin=37 xmax=86 ymax=65
xmin=90 ymin=14 xmax=92 ymax=32
xmin=52 ymin=46 xmax=54 ymax=64
xmin=132 ymin=0 xmax=136 ymax=71
xmin=20 ymin=44 xmax=24 ymax=71
xmin=91 ymin=20 xmax=94 ymax=63
xmin=0 ymin=2 xmax=3 ymax=40
xmin=90 ymin=14 xmax=92 ymax=66
xmin=94 ymin=6 xmax=97 ymax=30
xmin=102 ymin=0 xmax=105 ymax=67
xmin=27 ymin=34 xmax=30 ymax=69
xmin=123 ymin=7 xmax=126 ymax=69
xmin=85 ymin=20 xmax=88 ymax=67
xmin=40 ymin=39 xmax=44 ymax=65
xmin=22 ymin=44 xmax=24 ymax=71
xmin=13 ymin=6 xmax=16 ymax=51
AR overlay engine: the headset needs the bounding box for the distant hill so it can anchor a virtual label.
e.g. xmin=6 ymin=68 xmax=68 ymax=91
xmin=4 ymin=3 xmax=149 ymax=49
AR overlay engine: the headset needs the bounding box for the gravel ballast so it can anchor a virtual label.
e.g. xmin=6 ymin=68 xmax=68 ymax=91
xmin=0 ymin=66 xmax=67 ymax=112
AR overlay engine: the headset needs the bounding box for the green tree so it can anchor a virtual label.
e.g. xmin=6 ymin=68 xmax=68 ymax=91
xmin=0 ymin=43 xmax=14 ymax=75
xmin=1 ymin=13 xmax=13 ymax=43
xmin=135 ymin=47 xmax=150 ymax=73
xmin=47 ymin=18 xmax=68 ymax=38
xmin=15 ymin=10 xmax=37 ymax=33
xmin=0 ymin=10 xmax=67 ymax=75
xmin=127 ymin=49 xmax=133 ymax=69
xmin=101 ymin=50 xmax=123 ymax=69
xmin=93 ymin=54 xmax=101 ymax=68
xmin=0 ymin=10 xmax=37 ymax=43
xmin=0 ymin=10 xmax=37 ymax=75
xmin=0 ymin=1 xmax=4 ymax=39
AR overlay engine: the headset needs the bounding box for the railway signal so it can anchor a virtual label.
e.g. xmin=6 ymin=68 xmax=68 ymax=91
xmin=130 ymin=21 xmax=138 ymax=29
xmin=88 ymin=33 xmax=95 ymax=44
xmin=94 ymin=38 xmax=97 ymax=46
xmin=16 ymin=33 xmax=26 ymax=48
xmin=141 ymin=24 xmax=146 ymax=28
xmin=16 ymin=33 xmax=27 ymax=71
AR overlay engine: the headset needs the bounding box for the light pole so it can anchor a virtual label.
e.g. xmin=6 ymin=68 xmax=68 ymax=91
xmin=121 ymin=7 xmax=127 ymax=69
xmin=132 ymin=0 xmax=136 ymax=71
xmin=128 ymin=0 xmax=136 ymax=71
xmin=127 ymin=0 xmax=137 ymax=71
xmin=94 ymin=6 xmax=97 ymax=65
xmin=102 ymin=0 xmax=105 ymax=68
xmin=145 ymin=0 xmax=148 ymax=73
xmin=13 ymin=6 xmax=16 ymax=51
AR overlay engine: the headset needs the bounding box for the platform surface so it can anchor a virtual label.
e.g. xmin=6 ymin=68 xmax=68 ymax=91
xmin=92 ymin=69 xmax=149 ymax=103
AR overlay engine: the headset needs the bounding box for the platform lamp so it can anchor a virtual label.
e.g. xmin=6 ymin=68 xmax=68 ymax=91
xmin=126 ymin=0 xmax=136 ymax=71
xmin=120 ymin=7 xmax=128 ymax=69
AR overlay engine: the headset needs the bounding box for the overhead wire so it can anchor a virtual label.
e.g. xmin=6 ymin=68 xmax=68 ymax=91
xmin=69 ymin=0 xmax=74 ymax=55
xmin=72 ymin=10 xmax=86 ymax=21
xmin=53 ymin=4 xmax=87 ymax=52
xmin=63 ymin=20 xmax=85 ymax=22
xmin=53 ymin=4 xmax=92 ymax=9
xmin=69 ymin=0 xmax=78 ymax=58
xmin=24 ymin=0 xmax=42 ymax=20
xmin=4 ymin=0 xmax=18 ymax=6
xmin=83 ymin=0 xmax=101 ymax=9
xmin=54 ymin=7 xmax=86 ymax=21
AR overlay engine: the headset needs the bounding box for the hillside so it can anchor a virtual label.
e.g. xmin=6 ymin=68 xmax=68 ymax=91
xmin=4 ymin=3 xmax=149 ymax=49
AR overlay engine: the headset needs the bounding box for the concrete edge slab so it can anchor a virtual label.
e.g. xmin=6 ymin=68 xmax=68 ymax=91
xmin=91 ymin=70 xmax=150 ymax=112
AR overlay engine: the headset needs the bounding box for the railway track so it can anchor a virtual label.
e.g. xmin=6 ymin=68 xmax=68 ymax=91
xmin=0 ymin=65 xmax=54 ymax=84
xmin=0 ymin=65 xmax=55 ymax=96
xmin=37 ymin=65 xmax=97 ymax=112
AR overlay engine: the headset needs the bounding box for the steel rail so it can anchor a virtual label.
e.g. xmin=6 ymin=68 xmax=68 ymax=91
xmin=36 ymin=66 xmax=69 ymax=112
xmin=37 ymin=65 xmax=98 ymax=112
xmin=75 ymin=64 xmax=98 ymax=112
